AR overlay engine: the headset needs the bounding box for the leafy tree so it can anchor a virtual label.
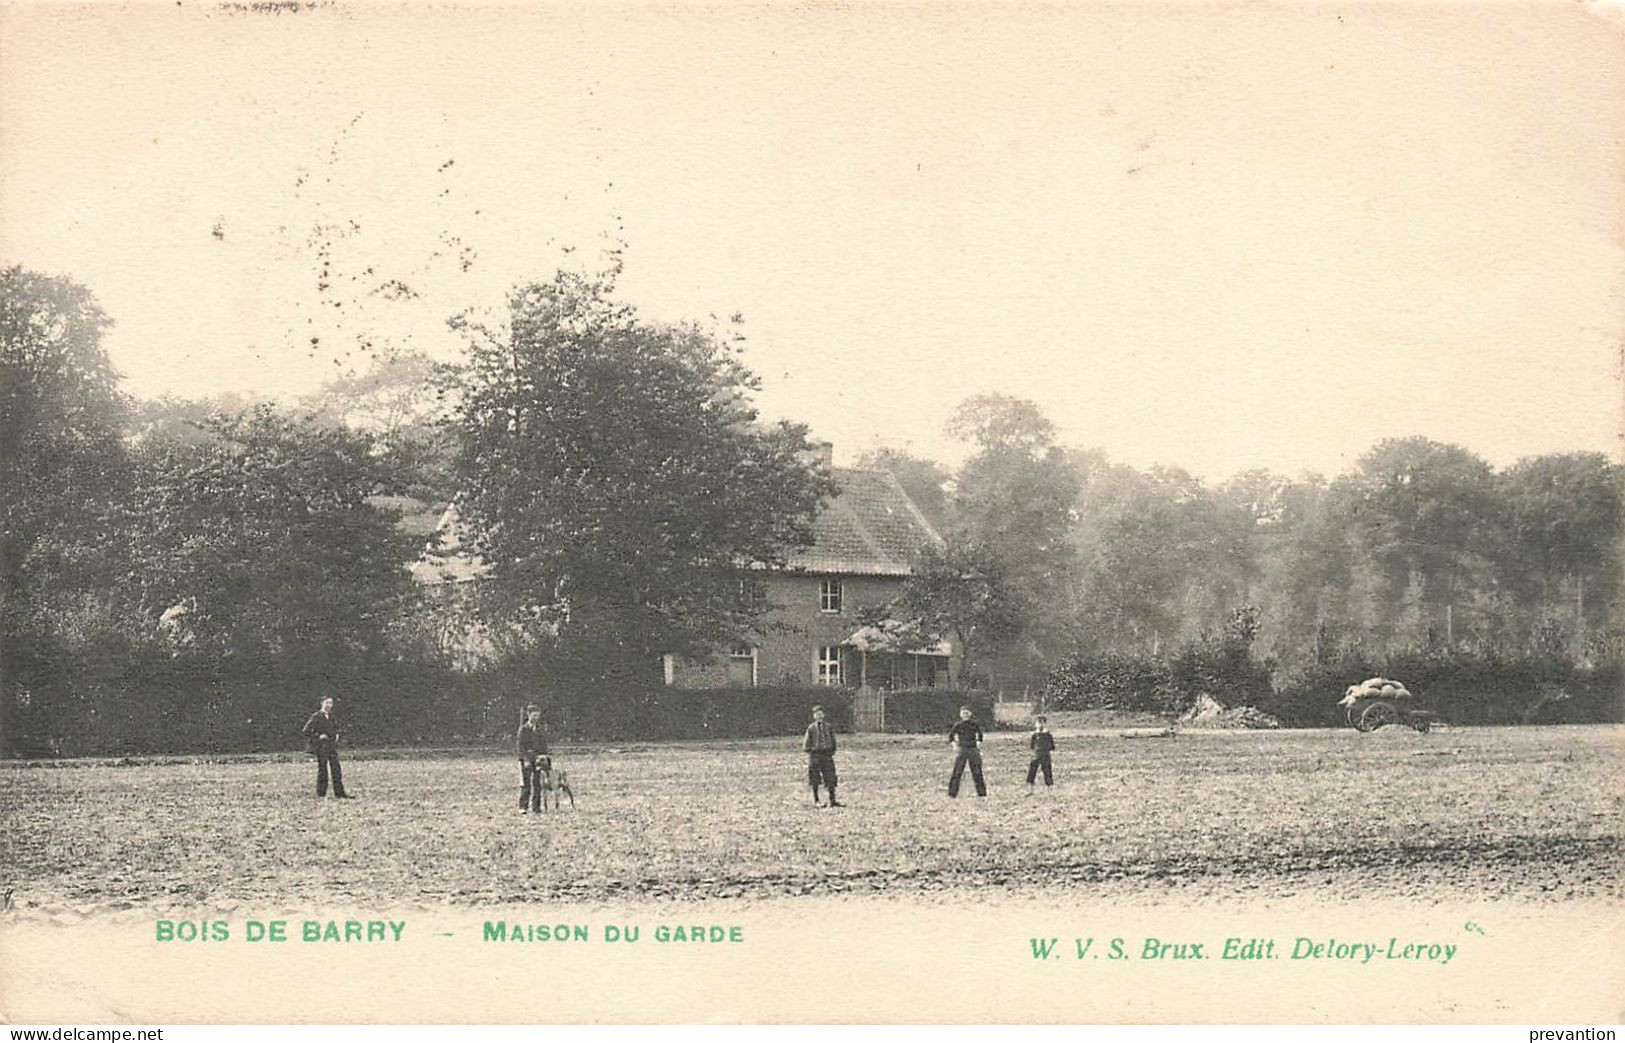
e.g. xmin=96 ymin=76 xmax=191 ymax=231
xmin=1220 ymin=468 xmax=1295 ymax=528
xmin=444 ymin=263 xmax=835 ymax=681
xmin=899 ymin=536 xmax=1023 ymax=688
xmin=915 ymin=394 xmax=1079 ymax=687
xmin=1341 ymin=437 xmax=1499 ymax=647
xmin=1070 ymin=460 xmax=1254 ymax=653
xmin=944 ymin=392 xmax=1055 ymax=454
xmin=128 ymin=392 xmax=261 ymax=447
xmin=1498 ymin=452 xmax=1622 ymax=640
xmin=1 ymin=266 xmax=130 ymax=586
xmin=1 ymin=268 xmax=139 ymax=752
xmin=1246 ymin=474 xmax=1361 ymax=669
xmin=126 ymin=406 xmax=413 ymax=664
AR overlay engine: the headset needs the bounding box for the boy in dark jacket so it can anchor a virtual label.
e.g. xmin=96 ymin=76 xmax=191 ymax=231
xmin=1026 ymin=714 xmax=1056 ymax=792
xmin=802 ymin=705 xmax=842 ymax=807
xmin=302 ymin=697 xmax=353 ymax=799
xmin=516 ymin=705 xmax=549 ymax=815
xmin=946 ymin=706 xmax=987 ymax=797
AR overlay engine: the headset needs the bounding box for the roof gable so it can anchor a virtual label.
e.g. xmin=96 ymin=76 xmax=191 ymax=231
xmin=781 ymin=467 xmax=942 ymax=576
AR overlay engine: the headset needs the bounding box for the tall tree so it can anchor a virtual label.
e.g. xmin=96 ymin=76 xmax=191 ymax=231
xmin=899 ymin=536 xmax=1023 ymax=686
xmin=1 ymin=268 xmax=136 ymax=752
xmin=1499 ymin=452 xmax=1622 ymax=641
xmin=944 ymin=392 xmax=1056 ymax=455
xmin=444 ymin=263 xmax=835 ymax=681
xmin=1 ymin=266 xmax=129 ymax=588
xmin=1070 ymin=462 xmax=1253 ymax=653
xmin=126 ymin=406 xmax=413 ymax=663
xmin=916 ymin=394 xmax=1079 ymax=687
xmin=1245 ymin=473 xmax=1363 ymax=670
xmin=1342 ymin=437 xmax=1499 ymax=648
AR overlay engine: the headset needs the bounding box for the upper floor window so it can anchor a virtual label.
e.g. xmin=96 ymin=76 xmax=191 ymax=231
xmin=736 ymin=578 xmax=768 ymax=609
xmin=819 ymin=579 xmax=843 ymax=613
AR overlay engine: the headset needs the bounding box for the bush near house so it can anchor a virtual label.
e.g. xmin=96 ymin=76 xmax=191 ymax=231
xmin=1042 ymin=644 xmax=1271 ymax=718
xmin=1041 ymin=650 xmax=1179 ymax=715
xmin=878 ymin=688 xmax=998 ymax=735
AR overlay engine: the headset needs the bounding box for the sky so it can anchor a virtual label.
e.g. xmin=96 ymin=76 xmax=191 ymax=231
xmin=2 ymin=1 xmax=1622 ymax=482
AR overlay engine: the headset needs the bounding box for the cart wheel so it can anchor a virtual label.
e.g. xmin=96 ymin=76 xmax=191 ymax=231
xmin=1359 ymin=701 xmax=1399 ymax=731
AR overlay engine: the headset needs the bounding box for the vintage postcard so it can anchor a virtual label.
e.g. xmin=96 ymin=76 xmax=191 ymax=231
xmin=1 ymin=0 xmax=1622 ymax=1026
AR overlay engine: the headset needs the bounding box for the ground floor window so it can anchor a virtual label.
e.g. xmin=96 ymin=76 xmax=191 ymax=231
xmin=817 ymin=645 xmax=842 ymax=686
xmin=727 ymin=645 xmax=757 ymax=687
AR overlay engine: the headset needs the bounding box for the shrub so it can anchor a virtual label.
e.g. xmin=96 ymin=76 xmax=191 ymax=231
xmin=878 ymin=688 xmax=998 ymax=734
xmin=1165 ymin=640 xmax=1273 ymax=714
xmin=1042 ymin=651 xmax=1174 ymax=713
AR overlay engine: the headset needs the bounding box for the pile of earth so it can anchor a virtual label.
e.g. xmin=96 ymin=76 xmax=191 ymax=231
xmin=1177 ymin=692 xmax=1281 ymax=730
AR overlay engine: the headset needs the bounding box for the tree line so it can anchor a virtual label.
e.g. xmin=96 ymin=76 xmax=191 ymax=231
xmin=1 ymin=261 xmax=834 ymax=753
xmin=2 ymin=261 xmax=1619 ymax=753
xmin=869 ymin=392 xmax=1620 ymax=721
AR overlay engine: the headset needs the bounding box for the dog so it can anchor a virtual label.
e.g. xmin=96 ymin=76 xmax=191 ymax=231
xmin=537 ymin=756 xmax=574 ymax=811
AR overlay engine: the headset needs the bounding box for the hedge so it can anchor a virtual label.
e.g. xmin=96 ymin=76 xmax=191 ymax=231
xmin=534 ymin=685 xmax=854 ymax=743
xmin=1042 ymin=644 xmax=1270 ymax=716
xmin=1041 ymin=643 xmax=1623 ymax=729
xmin=1265 ymin=650 xmax=1623 ymax=728
xmin=4 ymin=649 xmax=1007 ymax=756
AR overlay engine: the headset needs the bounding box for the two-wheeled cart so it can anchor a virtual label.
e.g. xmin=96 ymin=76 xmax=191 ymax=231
xmin=1339 ymin=678 xmax=1434 ymax=733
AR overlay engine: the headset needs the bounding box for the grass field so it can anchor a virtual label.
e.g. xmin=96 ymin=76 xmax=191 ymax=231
xmin=2 ymin=725 xmax=1621 ymax=914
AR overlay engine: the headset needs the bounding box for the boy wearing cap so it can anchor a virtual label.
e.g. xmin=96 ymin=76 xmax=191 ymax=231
xmin=1026 ymin=714 xmax=1056 ymax=793
xmin=517 ymin=705 xmax=549 ymax=815
xmin=802 ymin=704 xmax=842 ymax=807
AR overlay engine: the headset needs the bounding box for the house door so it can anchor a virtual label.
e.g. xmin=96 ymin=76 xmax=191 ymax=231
xmin=853 ymin=687 xmax=885 ymax=732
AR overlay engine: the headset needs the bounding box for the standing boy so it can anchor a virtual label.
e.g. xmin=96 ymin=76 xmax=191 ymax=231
xmin=946 ymin=705 xmax=987 ymax=798
xmin=517 ymin=705 xmax=548 ymax=815
xmin=802 ymin=704 xmax=843 ymax=807
xmin=1026 ymin=714 xmax=1056 ymax=793
xmin=302 ymin=697 xmax=353 ymax=799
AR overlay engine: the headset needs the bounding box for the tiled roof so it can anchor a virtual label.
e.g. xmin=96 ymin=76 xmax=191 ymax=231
xmin=778 ymin=467 xmax=942 ymax=576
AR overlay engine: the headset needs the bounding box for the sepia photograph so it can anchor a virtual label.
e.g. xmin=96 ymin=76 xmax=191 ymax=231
xmin=1 ymin=0 xmax=1622 ymax=1026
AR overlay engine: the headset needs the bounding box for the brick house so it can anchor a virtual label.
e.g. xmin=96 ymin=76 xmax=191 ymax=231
xmin=403 ymin=452 xmax=952 ymax=687
xmin=662 ymin=461 xmax=953 ymax=690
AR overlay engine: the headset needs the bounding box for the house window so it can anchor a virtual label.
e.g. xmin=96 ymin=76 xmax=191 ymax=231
xmin=726 ymin=645 xmax=757 ymax=688
xmin=819 ymin=579 xmax=843 ymax=613
xmin=817 ymin=645 xmax=842 ymax=686
xmin=736 ymin=578 xmax=767 ymax=609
